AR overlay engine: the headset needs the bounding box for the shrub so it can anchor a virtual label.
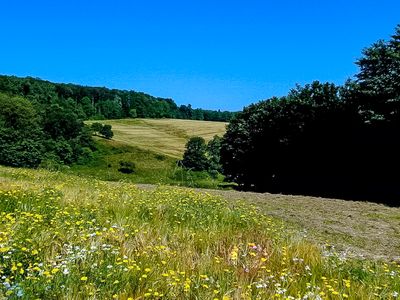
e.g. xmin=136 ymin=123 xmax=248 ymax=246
xmin=118 ymin=161 xmax=135 ymax=174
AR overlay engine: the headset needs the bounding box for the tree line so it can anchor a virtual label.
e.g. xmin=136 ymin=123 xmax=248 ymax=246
xmin=0 ymin=76 xmax=236 ymax=122
xmin=220 ymin=25 xmax=400 ymax=204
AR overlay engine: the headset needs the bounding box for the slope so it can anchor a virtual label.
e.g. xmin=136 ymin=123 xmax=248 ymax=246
xmin=86 ymin=118 xmax=227 ymax=158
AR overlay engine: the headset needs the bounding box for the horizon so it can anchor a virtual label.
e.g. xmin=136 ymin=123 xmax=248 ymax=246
xmin=1 ymin=0 xmax=399 ymax=111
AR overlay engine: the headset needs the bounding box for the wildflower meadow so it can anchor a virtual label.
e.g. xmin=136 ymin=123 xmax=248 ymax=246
xmin=0 ymin=166 xmax=399 ymax=299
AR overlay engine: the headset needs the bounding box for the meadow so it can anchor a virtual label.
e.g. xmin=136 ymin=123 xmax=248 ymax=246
xmin=0 ymin=166 xmax=399 ymax=299
xmin=86 ymin=119 xmax=227 ymax=158
xmin=69 ymin=119 xmax=228 ymax=189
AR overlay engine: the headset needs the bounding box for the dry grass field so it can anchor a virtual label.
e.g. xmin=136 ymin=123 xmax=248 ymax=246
xmin=87 ymin=119 xmax=227 ymax=158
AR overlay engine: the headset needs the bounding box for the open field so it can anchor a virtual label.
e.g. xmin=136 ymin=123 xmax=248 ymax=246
xmin=86 ymin=119 xmax=227 ymax=158
xmin=1 ymin=166 xmax=399 ymax=299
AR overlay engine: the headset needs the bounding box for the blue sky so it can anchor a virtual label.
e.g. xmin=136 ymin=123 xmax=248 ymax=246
xmin=0 ymin=0 xmax=399 ymax=111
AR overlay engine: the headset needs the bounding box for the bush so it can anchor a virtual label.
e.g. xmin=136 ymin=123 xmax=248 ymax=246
xmin=100 ymin=124 xmax=113 ymax=139
xmin=118 ymin=161 xmax=135 ymax=174
xmin=91 ymin=122 xmax=103 ymax=135
xmin=91 ymin=123 xmax=114 ymax=139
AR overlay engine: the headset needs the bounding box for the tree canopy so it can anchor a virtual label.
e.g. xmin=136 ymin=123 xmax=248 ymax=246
xmin=0 ymin=92 xmax=95 ymax=168
xmin=0 ymin=75 xmax=236 ymax=122
xmin=221 ymin=24 xmax=400 ymax=204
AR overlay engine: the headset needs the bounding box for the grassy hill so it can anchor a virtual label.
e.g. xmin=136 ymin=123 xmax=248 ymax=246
xmin=0 ymin=166 xmax=399 ymax=299
xmin=86 ymin=118 xmax=227 ymax=158
xmin=70 ymin=119 xmax=227 ymax=188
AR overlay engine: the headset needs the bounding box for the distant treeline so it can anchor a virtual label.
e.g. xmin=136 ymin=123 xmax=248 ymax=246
xmin=221 ymin=24 xmax=400 ymax=204
xmin=0 ymin=75 xmax=235 ymax=122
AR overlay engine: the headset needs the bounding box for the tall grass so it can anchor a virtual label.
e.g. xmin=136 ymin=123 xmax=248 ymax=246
xmin=0 ymin=166 xmax=399 ymax=299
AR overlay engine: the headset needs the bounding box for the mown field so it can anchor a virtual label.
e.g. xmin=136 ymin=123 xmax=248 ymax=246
xmin=0 ymin=166 xmax=399 ymax=299
xmin=86 ymin=119 xmax=227 ymax=158
xmin=198 ymin=188 xmax=400 ymax=261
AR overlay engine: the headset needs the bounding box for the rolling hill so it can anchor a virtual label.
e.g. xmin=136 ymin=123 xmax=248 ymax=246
xmin=86 ymin=118 xmax=227 ymax=158
xmin=69 ymin=119 xmax=227 ymax=188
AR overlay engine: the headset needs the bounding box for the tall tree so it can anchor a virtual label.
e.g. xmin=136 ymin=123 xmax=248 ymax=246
xmin=0 ymin=94 xmax=44 ymax=167
xmin=181 ymin=137 xmax=209 ymax=171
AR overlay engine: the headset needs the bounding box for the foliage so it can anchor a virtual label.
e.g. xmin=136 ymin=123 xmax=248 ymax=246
xmin=0 ymin=94 xmax=44 ymax=167
xmin=42 ymin=104 xmax=83 ymax=140
xmin=91 ymin=122 xmax=103 ymax=135
xmin=118 ymin=160 xmax=135 ymax=174
xmin=0 ymin=75 xmax=237 ymax=122
xmin=129 ymin=108 xmax=137 ymax=118
xmin=0 ymin=92 xmax=95 ymax=169
xmin=206 ymin=135 xmax=223 ymax=173
xmin=100 ymin=124 xmax=114 ymax=139
xmin=181 ymin=135 xmax=223 ymax=176
xmin=221 ymin=24 xmax=400 ymax=203
xmin=91 ymin=122 xmax=114 ymax=139
xmin=181 ymin=137 xmax=209 ymax=171
xmin=0 ymin=166 xmax=399 ymax=299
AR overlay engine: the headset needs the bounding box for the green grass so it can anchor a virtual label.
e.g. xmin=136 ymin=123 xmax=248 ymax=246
xmin=69 ymin=138 xmax=224 ymax=189
xmin=0 ymin=166 xmax=399 ymax=299
xmin=86 ymin=118 xmax=227 ymax=159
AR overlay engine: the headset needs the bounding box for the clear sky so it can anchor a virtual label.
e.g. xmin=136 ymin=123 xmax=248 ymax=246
xmin=0 ymin=1 xmax=399 ymax=111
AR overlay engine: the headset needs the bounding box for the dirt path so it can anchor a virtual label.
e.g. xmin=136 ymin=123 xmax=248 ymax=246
xmin=137 ymin=184 xmax=400 ymax=261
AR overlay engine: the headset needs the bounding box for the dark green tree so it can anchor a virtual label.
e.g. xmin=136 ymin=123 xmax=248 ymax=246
xmin=181 ymin=137 xmax=209 ymax=171
xmin=100 ymin=124 xmax=114 ymax=139
xmin=220 ymin=24 xmax=400 ymax=203
xmin=80 ymin=96 xmax=96 ymax=118
xmin=355 ymin=24 xmax=400 ymax=122
xmin=91 ymin=122 xmax=103 ymax=135
xmin=43 ymin=104 xmax=83 ymax=140
xmin=0 ymin=93 xmax=44 ymax=167
xmin=221 ymin=82 xmax=347 ymax=194
xmin=207 ymin=135 xmax=222 ymax=173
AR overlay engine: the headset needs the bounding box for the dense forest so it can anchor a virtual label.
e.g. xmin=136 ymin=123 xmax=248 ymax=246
xmin=221 ymin=25 xmax=400 ymax=204
xmin=0 ymin=75 xmax=235 ymax=122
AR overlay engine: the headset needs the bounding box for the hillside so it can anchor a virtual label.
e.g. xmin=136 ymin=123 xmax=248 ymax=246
xmin=0 ymin=166 xmax=399 ymax=299
xmin=0 ymin=75 xmax=236 ymax=121
xmin=68 ymin=119 xmax=226 ymax=188
xmin=87 ymin=118 xmax=227 ymax=158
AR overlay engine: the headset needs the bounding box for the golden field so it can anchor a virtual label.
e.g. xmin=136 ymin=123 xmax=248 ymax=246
xmin=86 ymin=119 xmax=227 ymax=158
